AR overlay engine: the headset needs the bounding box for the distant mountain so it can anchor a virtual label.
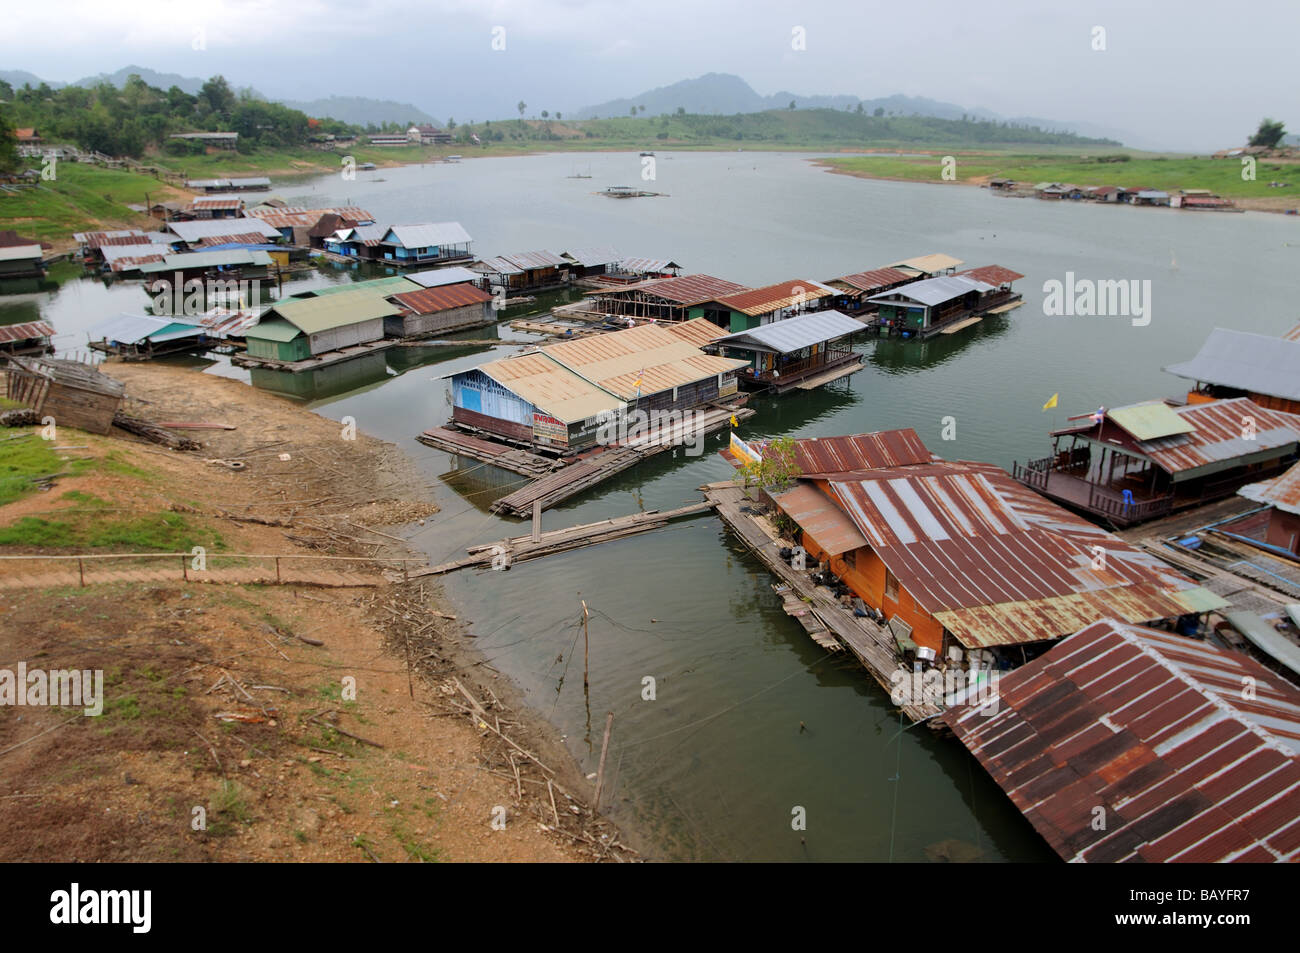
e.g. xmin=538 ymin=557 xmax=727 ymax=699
xmin=278 ymin=96 xmax=439 ymax=127
xmin=575 ymin=72 xmax=1132 ymax=145
xmin=3 ymin=65 xmax=436 ymax=127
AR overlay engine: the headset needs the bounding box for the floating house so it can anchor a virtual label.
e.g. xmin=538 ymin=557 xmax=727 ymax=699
xmin=5 ymin=357 xmax=125 ymax=435
xmin=1228 ymin=463 xmax=1300 ymax=559
xmin=1165 ymin=327 xmax=1300 ymax=415
xmin=0 ymin=320 xmax=55 ymax=358
xmin=98 ymin=243 xmax=170 ymax=274
xmin=1014 ymin=398 xmax=1300 ymax=526
xmin=73 ymin=229 xmax=159 ymax=263
xmin=730 ymin=430 xmax=1217 ymax=662
xmin=0 ymin=243 xmax=46 ymax=280
xmin=248 ymin=205 xmax=374 ymax=244
xmin=1132 ymin=189 xmax=1171 ymax=206
xmin=561 ymin=247 xmax=623 ymax=279
xmin=447 ymin=319 xmax=746 ymax=453
xmin=603 ymin=257 xmax=683 ymax=282
xmin=708 ymin=310 xmax=864 ymax=393
xmin=139 ymin=249 xmax=274 ymax=284
xmin=324 ymin=223 xmax=473 ymax=266
xmin=385 ymin=281 xmax=494 ymax=337
xmin=823 ymin=267 xmax=917 ymax=313
xmin=943 ymin=618 xmax=1300 ymax=863
xmin=178 ymin=196 xmax=246 ymax=220
xmin=471 ymin=250 xmax=568 ymax=292
xmin=164 ymin=218 xmax=282 ymax=249
xmin=584 ymin=274 xmax=749 ymax=324
xmin=865 ymin=273 xmax=998 ymax=337
xmin=714 ymin=279 xmax=838 ymax=332
xmin=243 ymin=287 xmax=399 ymax=363
xmin=87 ymin=313 xmax=212 ymax=360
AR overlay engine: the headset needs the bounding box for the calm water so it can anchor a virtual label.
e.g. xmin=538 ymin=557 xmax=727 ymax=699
xmin=7 ymin=152 xmax=1297 ymax=861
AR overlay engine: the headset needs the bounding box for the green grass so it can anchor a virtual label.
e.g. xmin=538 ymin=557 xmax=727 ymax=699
xmin=208 ymin=780 xmax=254 ymax=836
xmin=0 ymin=163 xmax=168 ymax=245
xmin=0 ymin=511 xmax=223 ymax=551
xmin=823 ymin=153 xmax=1300 ymax=200
xmin=0 ymin=436 xmax=64 ymax=506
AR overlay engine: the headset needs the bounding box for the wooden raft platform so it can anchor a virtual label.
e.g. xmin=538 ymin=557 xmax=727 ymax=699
xmin=232 ymin=338 xmax=399 ymax=373
xmin=489 ymin=404 xmax=755 ymax=516
xmin=704 ymin=481 xmax=940 ymax=722
xmin=416 ymin=427 xmax=561 ymax=478
xmin=408 ymin=502 xmax=715 ymax=578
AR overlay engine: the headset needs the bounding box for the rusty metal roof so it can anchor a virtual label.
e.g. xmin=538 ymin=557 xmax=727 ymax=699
xmin=956 ymin=265 xmax=1024 ymax=286
xmin=786 ymin=430 xmax=935 ymax=476
xmin=1238 ymin=462 xmax=1300 ymax=516
xmin=188 ymin=198 xmax=244 ymax=211
xmin=772 ymin=483 xmax=868 ymax=556
xmin=827 ymin=459 xmax=1208 ymax=647
xmin=74 ymin=230 xmax=150 ymax=248
xmin=0 ymin=321 xmax=54 ymax=344
xmin=542 ymin=323 xmax=746 ymax=400
xmin=943 ymin=619 xmax=1300 ymax=862
xmin=830 ymin=267 xmax=916 ymax=294
xmin=1283 ymin=322 xmax=1300 ymax=342
xmin=108 ymin=254 xmax=168 ymax=272
xmin=588 ymin=274 xmax=748 ymax=305
xmin=664 ymin=317 xmax=727 ymax=349
xmin=715 ymin=279 xmax=837 ymax=317
xmin=1128 ymin=398 xmax=1300 ymax=477
xmin=198 ymin=232 xmax=278 ymax=248
xmin=390 ymin=283 xmax=493 ymax=315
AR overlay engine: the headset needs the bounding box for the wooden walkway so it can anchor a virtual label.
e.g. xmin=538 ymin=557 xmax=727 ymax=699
xmin=704 ymin=481 xmax=940 ymax=722
xmin=0 ymin=565 xmax=385 ymax=590
xmin=490 ymin=404 xmax=755 ymax=516
xmin=409 ymin=502 xmax=715 ymax=577
xmin=416 ymin=427 xmax=561 ymax=478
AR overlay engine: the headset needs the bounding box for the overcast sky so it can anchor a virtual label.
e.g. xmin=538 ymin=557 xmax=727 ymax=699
xmin=2 ymin=0 xmax=1294 ymax=151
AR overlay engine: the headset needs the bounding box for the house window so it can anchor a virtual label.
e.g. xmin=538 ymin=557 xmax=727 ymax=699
xmin=884 ymin=569 xmax=899 ymax=601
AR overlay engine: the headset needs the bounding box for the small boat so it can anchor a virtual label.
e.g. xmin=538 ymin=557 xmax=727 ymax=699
xmin=600 ymin=185 xmax=663 ymax=198
xmin=639 ymin=151 xmax=655 ymax=157
xmin=446 ymin=155 xmax=463 ymax=162
xmin=357 ymin=162 xmax=377 ymax=171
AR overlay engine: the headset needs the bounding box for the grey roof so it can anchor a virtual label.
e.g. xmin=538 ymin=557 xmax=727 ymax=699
xmin=0 ymin=244 xmax=43 ymax=262
xmin=866 ymin=274 xmax=994 ymax=307
xmin=140 ymin=249 xmax=273 ymax=273
xmin=406 ymin=266 xmax=481 ymax=288
xmin=385 ymin=223 xmax=472 ymax=248
xmin=562 ymin=246 xmax=622 ymax=268
xmin=1137 ymin=190 xmax=1169 ymax=199
xmin=166 ymin=218 xmax=281 ymax=242
xmin=332 ymin=223 xmax=389 ymax=244
xmin=472 ymin=256 xmax=524 ymax=276
xmin=99 ymin=241 xmax=174 ymax=263
xmin=714 ymin=310 xmax=864 ymax=354
xmin=1164 ymin=328 xmax=1300 ymax=402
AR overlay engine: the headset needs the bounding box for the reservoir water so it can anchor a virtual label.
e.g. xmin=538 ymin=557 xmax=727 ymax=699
xmin=6 ymin=151 xmax=1296 ymax=860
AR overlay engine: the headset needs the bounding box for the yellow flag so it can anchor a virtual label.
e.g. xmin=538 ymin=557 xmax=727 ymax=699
xmin=729 ymin=414 xmax=739 ymax=427
xmin=1042 ymin=393 xmax=1059 ymax=411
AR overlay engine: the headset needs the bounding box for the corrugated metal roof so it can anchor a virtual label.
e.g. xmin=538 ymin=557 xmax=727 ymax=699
xmin=714 ymin=310 xmax=862 ymax=354
xmin=109 ymin=255 xmax=168 ymax=273
xmin=830 ymin=267 xmax=915 ymax=293
xmin=74 ymin=230 xmax=149 ymax=247
xmin=302 ymin=276 xmax=418 ymax=297
xmin=88 ymin=313 xmax=204 ymax=346
xmin=0 ymin=245 xmax=44 ymax=262
xmin=498 ymin=250 xmax=566 ymax=270
xmin=391 ymin=283 xmax=493 ymax=314
xmin=542 ymin=323 xmax=746 ymax=400
xmin=942 ymin=619 xmax=1300 ymax=862
xmin=562 ymin=246 xmax=622 ymax=268
xmin=1283 ymin=322 xmax=1300 ymax=342
xmin=588 ymin=274 xmax=748 ymax=305
xmin=243 ymin=318 xmax=303 ymax=343
xmin=782 ymin=430 xmax=935 ymax=476
xmin=140 ymin=249 xmax=273 ymax=273
xmin=188 ymin=198 xmax=244 ymax=211
xmin=866 ymin=274 xmax=994 ymax=307
xmin=826 ymin=458 xmax=1207 ymax=647
xmin=99 ymin=243 xmax=173 ymax=264
xmin=1109 ymin=401 xmax=1197 ymax=441
xmin=406 ymin=266 xmax=480 ymax=288
xmin=956 ymin=265 xmax=1024 ymax=286
xmin=889 ymin=253 xmax=964 ymax=274
xmin=197 ymin=232 xmax=279 ymax=248
xmin=385 ymin=223 xmax=472 ymax=248
xmin=0 ymin=321 xmax=54 ymax=344
xmin=473 ymin=257 xmax=525 ymax=276
xmin=1128 ymin=398 xmax=1300 ymax=477
xmin=475 ymin=352 xmax=624 ymax=425
xmin=715 ymin=279 xmax=837 ymax=317
xmin=267 ymin=288 xmax=400 ymax=335
xmin=1164 ymin=328 xmax=1300 ymax=402
xmin=166 ymin=219 xmax=281 ymax=242
xmin=615 ymin=257 xmax=680 ymax=274
xmin=771 ymin=483 xmax=868 ymax=556
xmin=1239 ymin=462 xmax=1300 ymax=516
xmin=664 ymin=317 xmax=727 ymax=349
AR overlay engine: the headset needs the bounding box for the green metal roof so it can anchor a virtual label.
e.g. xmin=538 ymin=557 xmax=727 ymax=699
xmin=266 ymin=288 xmax=400 ymax=335
xmin=243 ymin=318 xmax=303 ymax=342
xmin=1109 ymin=402 xmax=1196 ymax=441
xmin=301 ymin=276 xmax=418 ymax=297
xmin=1173 ymin=585 xmax=1230 ymax=613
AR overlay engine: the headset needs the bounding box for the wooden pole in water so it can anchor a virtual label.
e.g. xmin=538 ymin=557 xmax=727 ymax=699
xmin=593 ymin=711 xmax=614 ymax=809
xmin=532 ymin=499 xmax=541 ymax=542
xmin=581 ymin=600 xmax=590 ymax=692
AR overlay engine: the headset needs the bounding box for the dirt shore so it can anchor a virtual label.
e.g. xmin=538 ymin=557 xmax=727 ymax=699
xmin=0 ymin=363 xmax=637 ymax=862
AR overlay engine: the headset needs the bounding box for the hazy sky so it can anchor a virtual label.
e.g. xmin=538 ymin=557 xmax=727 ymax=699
xmin=2 ymin=0 xmax=1294 ymax=151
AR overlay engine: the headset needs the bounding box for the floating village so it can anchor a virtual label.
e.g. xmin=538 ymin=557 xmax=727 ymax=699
xmin=2 ymin=160 xmax=1299 ymax=866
